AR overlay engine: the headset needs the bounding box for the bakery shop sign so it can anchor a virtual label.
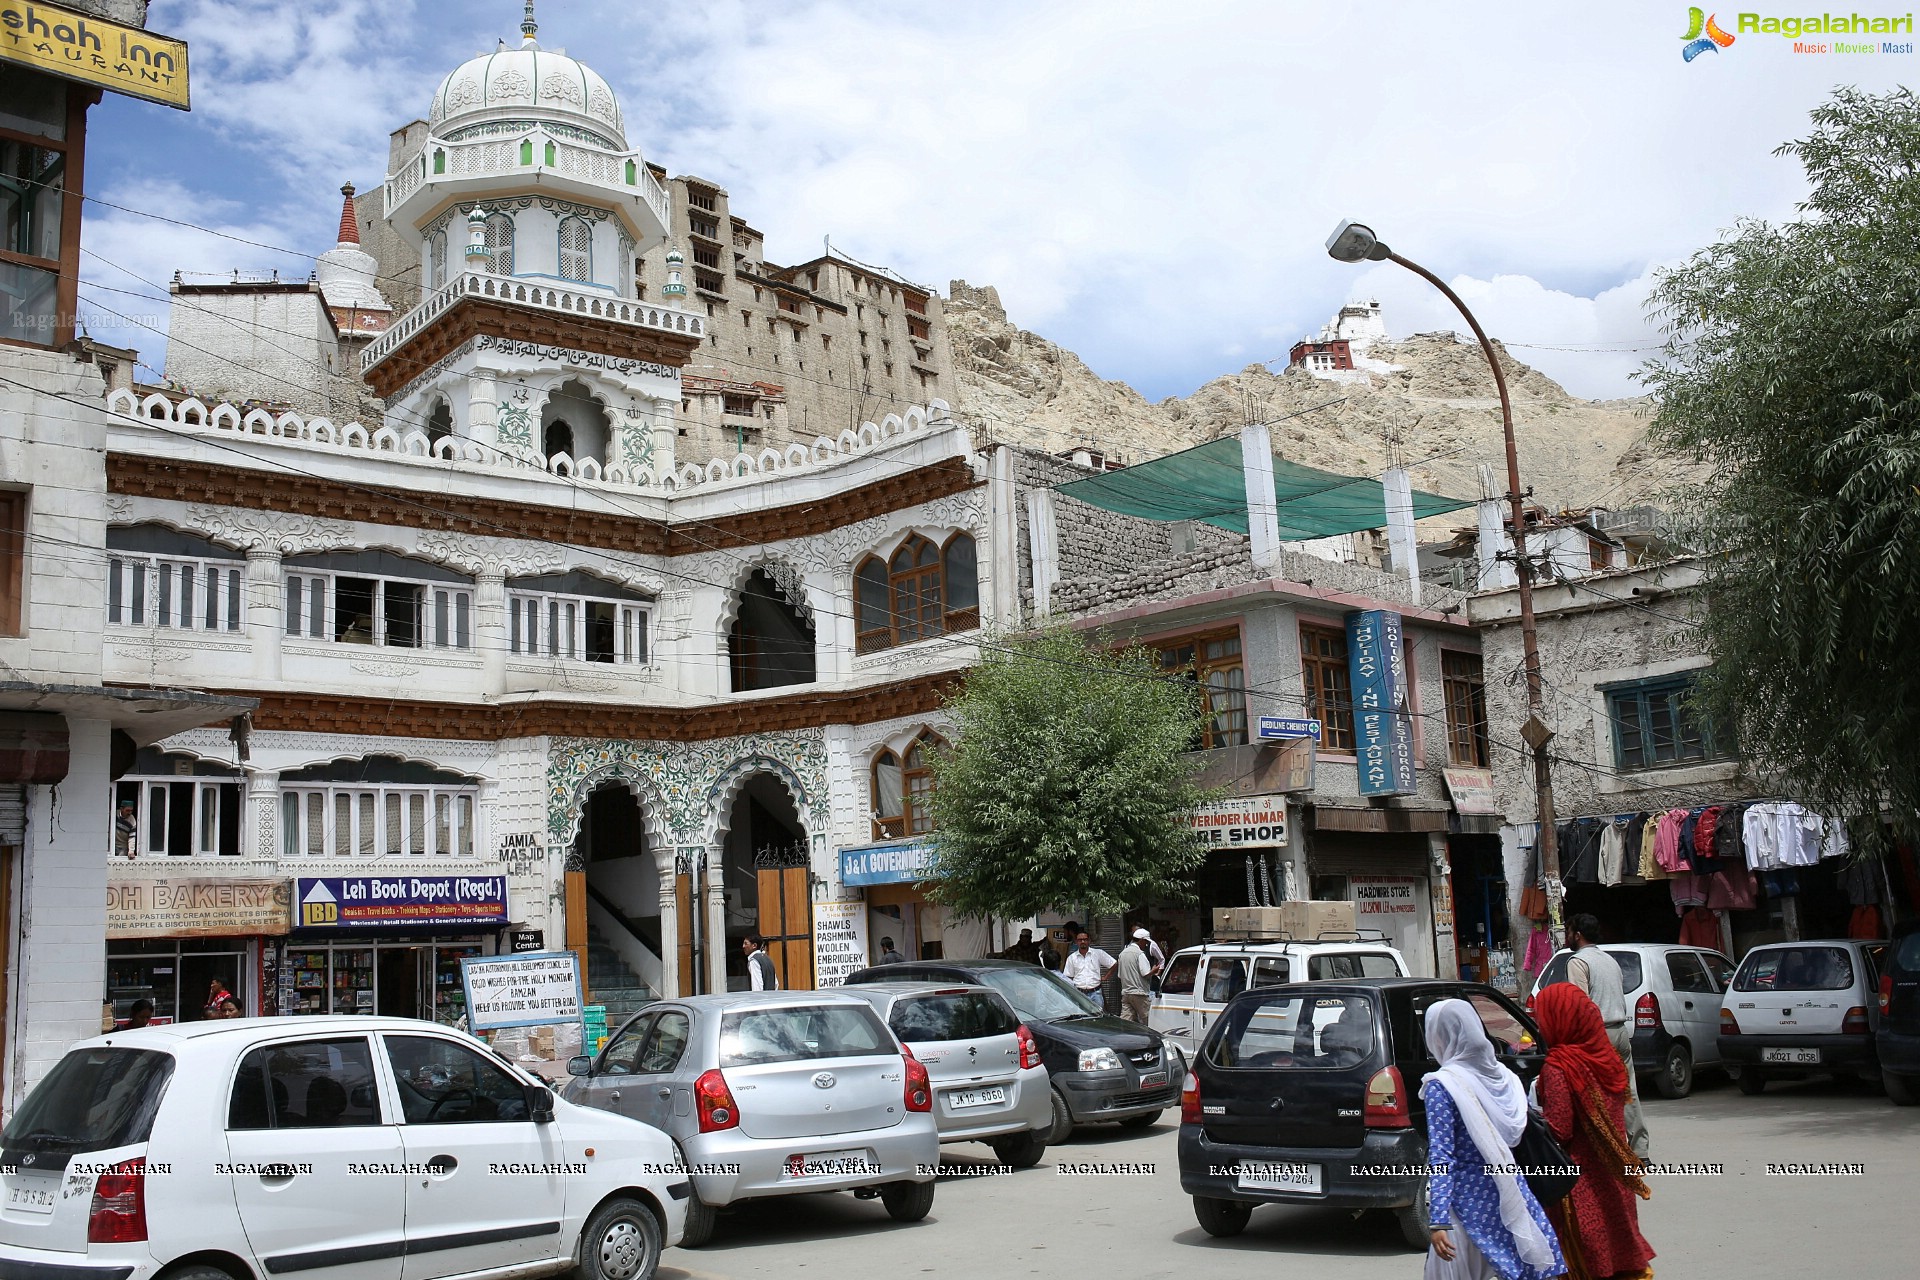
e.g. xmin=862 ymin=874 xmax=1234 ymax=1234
xmin=107 ymin=877 xmax=291 ymax=939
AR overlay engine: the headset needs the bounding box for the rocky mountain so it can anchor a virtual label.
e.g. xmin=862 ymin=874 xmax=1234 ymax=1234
xmin=945 ymin=281 xmax=1689 ymax=515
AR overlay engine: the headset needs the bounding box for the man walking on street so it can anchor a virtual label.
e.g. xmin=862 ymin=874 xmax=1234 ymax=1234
xmin=1062 ymin=931 xmax=1115 ymax=1004
xmin=743 ymin=933 xmax=780 ymax=991
xmin=1118 ymin=929 xmax=1160 ymax=1023
xmin=1566 ymin=913 xmax=1650 ymax=1157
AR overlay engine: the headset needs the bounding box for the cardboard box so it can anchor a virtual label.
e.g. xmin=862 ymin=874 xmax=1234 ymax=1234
xmin=1213 ymin=908 xmax=1235 ymax=935
xmin=1214 ymin=900 xmax=1357 ymax=939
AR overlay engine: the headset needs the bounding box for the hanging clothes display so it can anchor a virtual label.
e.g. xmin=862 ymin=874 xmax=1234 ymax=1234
xmin=1849 ymin=905 xmax=1884 ymax=940
xmin=1712 ymin=802 xmax=1747 ymax=867
xmin=1524 ymin=926 xmax=1556 ymax=973
xmin=1597 ymin=815 xmax=1637 ymax=887
xmin=1638 ymin=813 xmax=1669 ymax=881
xmin=1558 ymin=818 xmax=1605 ymax=884
xmin=1655 ymin=808 xmax=1691 ymax=874
xmin=1703 ymin=867 xmax=1757 ymax=912
xmin=1678 ymin=906 xmax=1721 ymax=948
xmin=1691 ymin=806 xmax=1722 ymax=870
xmin=1669 ymin=873 xmax=1709 ymax=910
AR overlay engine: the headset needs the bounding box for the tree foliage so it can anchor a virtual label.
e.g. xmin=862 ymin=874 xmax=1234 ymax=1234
xmin=924 ymin=627 xmax=1216 ymax=919
xmin=1642 ymin=87 xmax=1920 ymax=849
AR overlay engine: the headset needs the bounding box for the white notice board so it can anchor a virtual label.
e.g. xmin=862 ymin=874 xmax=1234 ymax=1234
xmin=461 ymin=951 xmax=584 ymax=1031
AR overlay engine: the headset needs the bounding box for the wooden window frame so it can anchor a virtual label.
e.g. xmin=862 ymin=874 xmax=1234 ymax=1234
xmin=1300 ymin=622 xmax=1356 ymax=752
xmin=0 ymin=490 xmax=24 ymax=635
xmin=1441 ymin=649 xmax=1491 ymax=768
xmin=870 ymin=732 xmax=944 ymax=840
xmin=853 ymin=532 xmax=979 ymax=654
xmin=0 ymin=77 xmax=89 ymax=351
xmin=1151 ymin=627 xmax=1248 ymax=750
xmin=1604 ymin=673 xmax=1731 ymax=772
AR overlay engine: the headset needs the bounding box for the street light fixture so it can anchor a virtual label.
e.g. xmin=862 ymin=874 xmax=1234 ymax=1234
xmin=1324 ymin=218 xmax=1564 ymax=936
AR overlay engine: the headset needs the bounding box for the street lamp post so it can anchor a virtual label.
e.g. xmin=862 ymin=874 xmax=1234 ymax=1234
xmin=1325 ymin=221 xmax=1563 ymax=938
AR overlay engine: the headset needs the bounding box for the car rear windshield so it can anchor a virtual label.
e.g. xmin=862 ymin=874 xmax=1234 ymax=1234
xmin=973 ymin=967 xmax=1099 ymax=1021
xmin=888 ymin=992 xmax=1019 ymax=1042
xmin=1538 ymin=949 xmax=1643 ymax=993
xmin=1208 ymin=994 xmax=1378 ymax=1070
xmin=1896 ymin=932 xmax=1920 ymax=973
xmin=1735 ymin=946 xmax=1855 ymax=992
xmin=1 ymin=1047 xmax=175 ymax=1156
xmin=719 ymin=1005 xmax=896 ymax=1066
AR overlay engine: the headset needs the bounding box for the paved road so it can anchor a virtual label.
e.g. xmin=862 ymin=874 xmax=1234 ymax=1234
xmin=655 ymin=1071 xmax=1920 ymax=1280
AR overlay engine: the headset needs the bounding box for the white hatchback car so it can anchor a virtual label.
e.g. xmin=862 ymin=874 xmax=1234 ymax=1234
xmin=1150 ymin=940 xmax=1411 ymax=1046
xmin=0 ymin=1017 xmax=688 ymax=1280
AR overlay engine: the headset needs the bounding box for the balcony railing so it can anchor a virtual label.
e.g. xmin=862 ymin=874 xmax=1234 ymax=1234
xmin=362 ymin=271 xmax=706 ymax=371
xmin=386 ymin=133 xmax=671 ymax=230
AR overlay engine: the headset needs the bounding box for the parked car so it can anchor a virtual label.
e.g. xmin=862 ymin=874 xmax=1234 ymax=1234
xmin=839 ymin=981 xmax=1052 ymax=1165
xmin=562 ymin=990 xmax=938 ymax=1247
xmin=1178 ymin=977 xmax=1543 ymax=1250
xmin=1717 ymin=938 xmax=1889 ymax=1094
xmin=1877 ymin=920 xmax=1920 ymax=1105
xmin=1529 ymin=943 xmax=1735 ymax=1098
xmin=1151 ymin=939 xmax=1410 ymax=1044
xmin=0 ymin=1017 xmax=685 ymax=1280
xmin=843 ymin=957 xmax=1184 ymax=1142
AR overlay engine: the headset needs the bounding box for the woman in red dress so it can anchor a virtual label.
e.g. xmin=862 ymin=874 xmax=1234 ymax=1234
xmin=1533 ymin=984 xmax=1655 ymax=1280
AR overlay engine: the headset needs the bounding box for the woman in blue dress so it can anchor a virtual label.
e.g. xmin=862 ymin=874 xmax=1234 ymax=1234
xmin=1421 ymin=999 xmax=1565 ymax=1280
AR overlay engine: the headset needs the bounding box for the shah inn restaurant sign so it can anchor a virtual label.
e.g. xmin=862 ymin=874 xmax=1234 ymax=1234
xmin=297 ymin=876 xmax=508 ymax=930
xmin=1 ymin=1 xmax=190 ymax=109
xmin=838 ymin=838 xmax=934 ymax=888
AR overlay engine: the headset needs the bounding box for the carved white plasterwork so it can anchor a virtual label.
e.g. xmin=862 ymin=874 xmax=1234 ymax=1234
xmin=105 ymin=496 xmax=131 ymax=520
xmin=182 ymin=506 xmax=354 ymax=555
xmin=347 ymin=659 xmax=425 ymax=679
xmin=415 ymin=532 xmax=567 ymax=579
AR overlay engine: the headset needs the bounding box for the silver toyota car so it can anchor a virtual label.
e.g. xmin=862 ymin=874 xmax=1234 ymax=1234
xmin=562 ymin=990 xmax=939 ymax=1247
xmin=840 ymin=982 xmax=1052 ymax=1166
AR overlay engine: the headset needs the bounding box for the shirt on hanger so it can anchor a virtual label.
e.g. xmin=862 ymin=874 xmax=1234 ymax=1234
xmin=1669 ymin=872 xmax=1709 ymax=910
xmin=1639 ymin=813 xmax=1669 ymax=881
xmin=1598 ymin=817 xmax=1631 ymax=887
xmin=1655 ymin=809 xmax=1692 ymax=873
xmin=1703 ymin=867 xmax=1757 ymax=911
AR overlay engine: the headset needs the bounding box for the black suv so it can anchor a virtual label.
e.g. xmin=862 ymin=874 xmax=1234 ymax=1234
xmin=1178 ymin=977 xmax=1543 ymax=1249
xmin=1880 ymin=920 xmax=1920 ymax=1105
xmin=844 ymin=958 xmax=1183 ymax=1141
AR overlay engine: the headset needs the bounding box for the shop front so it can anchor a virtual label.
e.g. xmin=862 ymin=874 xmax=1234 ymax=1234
xmin=1176 ymin=793 xmax=1295 ymax=955
xmin=1306 ymin=806 xmax=1446 ymax=978
xmin=835 ymin=836 xmax=987 ymax=964
xmin=104 ymin=875 xmax=293 ymax=1024
xmin=279 ymin=874 xmax=507 ymax=1023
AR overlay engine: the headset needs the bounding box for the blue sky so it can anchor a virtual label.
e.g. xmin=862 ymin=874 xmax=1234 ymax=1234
xmin=77 ymin=0 xmax=1920 ymax=402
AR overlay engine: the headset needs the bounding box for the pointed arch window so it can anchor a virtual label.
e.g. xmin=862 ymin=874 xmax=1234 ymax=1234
xmin=558 ymin=216 xmax=593 ymax=283
xmin=871 ymin=732 xmax=944 ymax=839
xmin=853 ymin=531 xmax=980 ymax=654
xmin=427 ymin=230 xmax=448 ymax=290
xmin=485 ymin=211 xmax=515 ymax=275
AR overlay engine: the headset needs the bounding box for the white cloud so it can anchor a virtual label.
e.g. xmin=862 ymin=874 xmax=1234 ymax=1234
xmin=91 ymin=0 xmax=1917 ymax=400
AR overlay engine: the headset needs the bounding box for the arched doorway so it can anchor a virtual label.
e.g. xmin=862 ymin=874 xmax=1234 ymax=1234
xmin=574 ymin=781 xmax=661 ymax=1018
xmin=727 ymin=569 xmax=816 ymax=692
xmin=714 ymin=773 xmax=812 ymax=990
xmin=541 ymin=378 xmax=610 ymax=468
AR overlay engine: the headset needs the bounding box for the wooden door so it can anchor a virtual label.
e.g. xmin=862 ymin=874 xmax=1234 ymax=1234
xmin=754 ymin=847 xmax=813 ymax=990
xmin=675 ymin=858 xmax=698 ymax=996
xmin=564 ymin=870 xmax=588 ymax=1003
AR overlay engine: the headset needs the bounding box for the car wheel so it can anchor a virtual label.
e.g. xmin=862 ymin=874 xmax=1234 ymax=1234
xmin=576 ymin=1196 xmax=662 ymax=1280
xmin=1394 ymin=1177 xmax=1432 ymax=1251
xmin=1047 ymin=1086 xmax=1075 ymax=1145
xmin=1737 ymin=1068 xmax=1766 ymax=1095
xmin=880 ymin=1178 xmax=936 ymax=1222
xmin=1117 ymin=1109 xmax=1162 ymax=1130
xmin=159 ymin=1267 xmax=240 ymax=1280
xmin=1192 ymin=1194 xmax=1252 ymax=1237
xmin=1654 ymin=1043 xmax=1694 ymax=1100
xmin=1884 ymin=1070 xmax=1919 ymax=1106
xmin=677 ymin=1183 xmax=718 ymax=1249
xmin=990 ymin=1129 xmax=1047 ymax=1168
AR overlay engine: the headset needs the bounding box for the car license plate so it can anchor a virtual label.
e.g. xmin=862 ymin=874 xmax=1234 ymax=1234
xmin=784 ymin=1148 xmax=875 ymax=1179
xmin=949 ymin=1086 xmax=1007 ymax=1109
xmin=5 ymin=1181 xmax=57 ymax=1215
xmin=1138 ymin=1071 xmax=1167 ymax=1090
xmin=1235 ymin=1161 xmax=1322 ymax=1194
xmin=1762 ymin=1047 xmax=1821 ymax=1064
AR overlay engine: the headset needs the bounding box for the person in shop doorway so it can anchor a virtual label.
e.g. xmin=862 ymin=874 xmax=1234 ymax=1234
xmin=1564 ymin=914 xmax=1650 ymax=1158
xmin=879 ymin=936 xmax=906 ymax=965
xmin=126 ymin=999 xmax=154 ymax=1029
xmin=204 ymin=978 xmax=241 ymax=1020
xmin=1118 ymin=929 xmax=1160 ymax=1024
xmin=743 ymin=934 xmax=779 ymax=991
xmin=1062 ymin=931 xmax=1115 ymax=1004
xmin=1002 ymin=928 xmax=1036 ymax=963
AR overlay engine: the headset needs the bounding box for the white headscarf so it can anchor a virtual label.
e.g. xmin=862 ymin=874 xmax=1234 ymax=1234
xmin=1420 ymin=999 xmax=1555 ymax=1272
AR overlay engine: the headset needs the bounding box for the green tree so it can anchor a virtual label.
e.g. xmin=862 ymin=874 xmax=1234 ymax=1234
xmin=924 ymin=627 xmax=1216 ymax=919
xmin=1643 ymin=86 xmax=1920 ymax=850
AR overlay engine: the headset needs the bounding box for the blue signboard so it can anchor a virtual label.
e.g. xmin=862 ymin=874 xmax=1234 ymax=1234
xmin=838 ymin=838 xmax=935 ymax=887
xmin=295 ymin=875 xmax=508 ymax=930
xmin=1257 ymin=715 xmax=1323 ymax=742
xmin=1345 ymin=609 xmax=1417 ymax=797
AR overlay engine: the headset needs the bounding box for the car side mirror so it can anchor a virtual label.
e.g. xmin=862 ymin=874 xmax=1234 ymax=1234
xmin=565 ymin=1055 xmax=593 ymax=1078
xmin=525 ymin=1083 xmax=555 ymax=1123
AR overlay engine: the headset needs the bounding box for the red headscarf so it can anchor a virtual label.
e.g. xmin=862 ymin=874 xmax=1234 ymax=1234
xmin=1534 ymin=983 xmax=1626 ymax=1098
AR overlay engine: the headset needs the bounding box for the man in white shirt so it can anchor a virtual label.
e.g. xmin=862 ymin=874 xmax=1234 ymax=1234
xmin=1566 ymin=914 xmax=1649 ymax=1157
xmin=1062 ymin=932 xmax=1115 ymax=1007
xmin=743 ymin=933 xmax=779 ymax=991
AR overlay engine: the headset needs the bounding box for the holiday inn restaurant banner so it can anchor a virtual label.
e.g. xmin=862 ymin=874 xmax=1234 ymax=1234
xmin=0 ymin=2 xmax=190 ymax=110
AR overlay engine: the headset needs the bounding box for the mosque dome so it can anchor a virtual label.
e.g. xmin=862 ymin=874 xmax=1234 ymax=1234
xmin=427 ymin=5 xmax=625 ymax=149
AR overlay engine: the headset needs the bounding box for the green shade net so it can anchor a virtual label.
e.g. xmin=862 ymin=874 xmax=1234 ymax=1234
xmin=1054 ymin=437 xmax=1472 ymax=539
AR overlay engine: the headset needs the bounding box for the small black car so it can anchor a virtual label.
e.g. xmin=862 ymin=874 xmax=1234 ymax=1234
xmin=1879 ymin=920 xmax=1920 ymax=1105
xmin=844 ymin=958 xmax=1183 ymax=1141
xmin=1177 ymin=977 xmax=1544 ymax=1249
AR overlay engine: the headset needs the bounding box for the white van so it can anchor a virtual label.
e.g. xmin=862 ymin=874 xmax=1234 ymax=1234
xmin=1149 ymin=939 xmax=1409 ymax=1045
